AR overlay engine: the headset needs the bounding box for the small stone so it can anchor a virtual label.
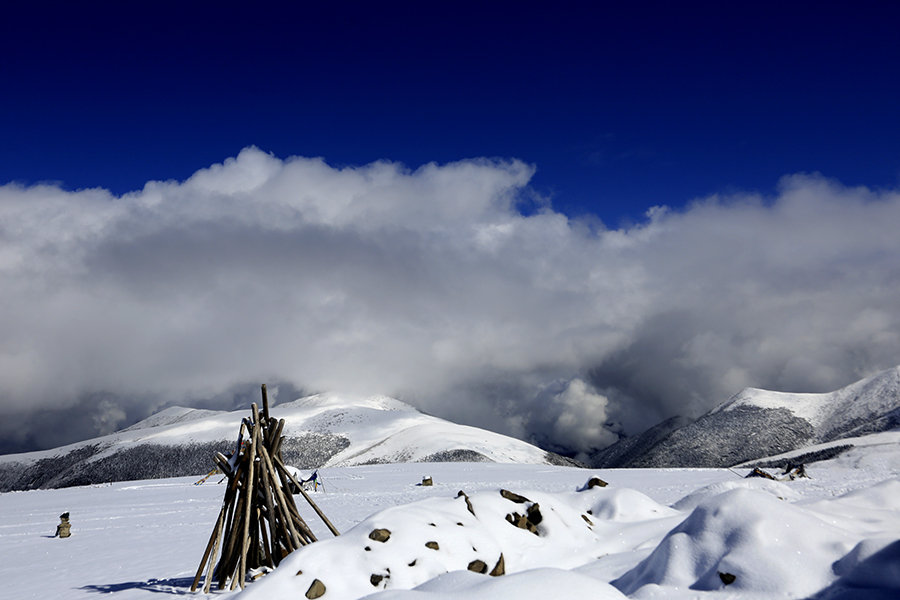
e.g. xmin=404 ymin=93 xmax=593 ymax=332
xmin=581 ymin=514 xmax=594 ymax=525
xmin=425 ymin=541 xmax=440 ymax=550
xmin=505 ymin=512 xmax=538 ymax=534
xmin=746 ymin=467 xmax=776 ymax=480
xmin=527 ymin=503 xmax=543 ymax=526
xmin=500 ymin=489 xmax=530 ymax=503
xmin=369 ymin=528 xmax=391 ymax=543
xmin=305 ymin=578 xmax=326 ymax=599
xmin=370 ymin=573 xmax=385 ymax=587
xmin=408 ymin=559 xmax=417 ymax=567
xmin=457 ymin=491 xmax=475 ymax=515
xmin=585 ymin=477 xmax=608 ymax=489
xmin=490 ymin=553 xmax=506 ymax=576
xmin=719 ymin=572 xmax=737 ymax=585
xmin=55 ymin=512 xmax=72 ymax=538
xmin=467 ymin=559 xmax=488 ymax=574
xmin=421 ymin=476 xmax=433 ymax=486
xmin=364 ymin=546 xmax=371 ymax=551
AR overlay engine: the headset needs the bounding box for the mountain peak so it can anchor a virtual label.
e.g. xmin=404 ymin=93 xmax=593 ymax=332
xmin=592 ymin=366 xmax=900 ymax=468
xmin=282 ymin=392 xmax=414 ymax=413
xmin=0 ymin=392 xmax=573 ymax=491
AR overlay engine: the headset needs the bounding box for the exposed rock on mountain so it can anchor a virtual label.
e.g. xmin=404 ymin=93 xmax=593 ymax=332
xmin=0 ymin=393 xmax=575 ymax=491
xmin=593 ymin=366 xmax=900 ymax=468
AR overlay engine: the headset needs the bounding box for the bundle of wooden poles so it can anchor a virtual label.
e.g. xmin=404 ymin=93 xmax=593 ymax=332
xmin=191 ymin=385 xmax=340 ymax=592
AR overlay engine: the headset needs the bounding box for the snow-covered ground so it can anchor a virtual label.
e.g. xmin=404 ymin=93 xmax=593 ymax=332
xmin=1 ymin=441 xmax=898 ymax=600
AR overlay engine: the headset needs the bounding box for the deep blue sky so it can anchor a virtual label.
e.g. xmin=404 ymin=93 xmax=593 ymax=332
xmin=2 ymin=1 xmax=898 ymax=225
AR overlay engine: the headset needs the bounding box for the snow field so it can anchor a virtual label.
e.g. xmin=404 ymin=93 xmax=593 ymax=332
xmin=1 ymin=455 xmax=898 ymax=600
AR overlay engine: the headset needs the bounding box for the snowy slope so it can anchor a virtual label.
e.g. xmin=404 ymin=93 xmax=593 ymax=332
xmin=1 ymin=438 xmax=898 ymax=600
xmin=0 ymin=393 xmax=572 ymax=491
xmin=718 ymin=365 xmax=900 ymax=441
xmin=274 ymin=393 xmax=567 ymax=466
xmin=594 ymin=366 xmax=900 ymax=468
xmin=740 ymin=429 xmax=900 ymax=472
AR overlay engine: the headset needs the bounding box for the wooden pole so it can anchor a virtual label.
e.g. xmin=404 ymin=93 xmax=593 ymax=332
xmin=261 ymin=384 xmax=270 ymax=421
xmin=267 ymin=418 xmax=285 ymax=451
xmin=271 ymin=432 xmax=285 ymax=459
xmin=237 ymin=405 xmax=261 ymax=589
xmin=190 ymin=498 xmax=228 ymax=592
xmin=257 ymin=446 xmax=281 ymax=557
xmin=203 ymin=499 xmax=229 ymax=593
xmin=218 ymin=471 xmax=247 ymax=589
xmin=258 ymin=442 xmax=305 ymax=547
xmin=258 ymin=511 xmax=274 ymax=568
xmin=214 ymin=452 xmax=233 ymax=477
xmin=275 ymin=455 xmax=340 ymax=536
xmin=218 ymin=480 xmax=241 ymax=584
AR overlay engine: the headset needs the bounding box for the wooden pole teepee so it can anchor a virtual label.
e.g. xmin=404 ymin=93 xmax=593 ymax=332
xmin=191 ymin=384 xmax=340 ymax=592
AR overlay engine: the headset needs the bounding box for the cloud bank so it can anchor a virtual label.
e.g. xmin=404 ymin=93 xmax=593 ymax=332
xmin=2 ymin=147 xmax=899 ymax=456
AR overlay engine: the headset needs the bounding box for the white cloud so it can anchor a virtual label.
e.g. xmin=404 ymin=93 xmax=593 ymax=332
xmin=544 ymin=379 xmax=618 ymax=455
xmin=2 ymin=149 xmax=899 ymax=453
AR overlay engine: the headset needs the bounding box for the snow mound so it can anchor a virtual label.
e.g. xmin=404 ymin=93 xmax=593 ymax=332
xmin=825 ymin=538 xmax=900 ymax=596
xmin=232 ymin=471 xmax=900 ymax=600
xmin=587 ymin=487 xmax=680 ymax=522
xmin=370 ymin=568 xmax=629 ymax=599
xmin=237 ymin=482 xmax=673 ymax=599
xmin=613 ymin=487 xmax=865 ymax=597
xmin=671 ymin=477 xmax=801 ymax=512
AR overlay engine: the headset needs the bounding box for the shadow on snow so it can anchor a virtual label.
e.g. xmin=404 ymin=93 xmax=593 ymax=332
xmin=81 ymin=577 xmax=197 ymax=595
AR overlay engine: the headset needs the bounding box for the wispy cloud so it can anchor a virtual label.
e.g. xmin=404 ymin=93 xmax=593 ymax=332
xmin=2 ymin=148 xmax=898 ymax=455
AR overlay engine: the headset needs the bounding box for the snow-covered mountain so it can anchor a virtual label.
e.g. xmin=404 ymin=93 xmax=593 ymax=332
xmin=592 ymin=366 xmax=900 ymax=468
xmin=0 ymin=393 xmax=578 ymax=491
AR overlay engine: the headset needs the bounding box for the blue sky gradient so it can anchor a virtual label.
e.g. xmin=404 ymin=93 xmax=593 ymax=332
xmin=2 ymin=1 xmax=898 ymax=225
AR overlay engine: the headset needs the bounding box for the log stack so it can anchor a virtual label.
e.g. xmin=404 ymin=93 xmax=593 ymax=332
xmin=191 ymin=385 xmax=340 ymax=592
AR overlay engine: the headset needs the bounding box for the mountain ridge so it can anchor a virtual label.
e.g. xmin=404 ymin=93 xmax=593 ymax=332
xmin=592 ymin=366 xmax=900 ymax=468
xmin=0 ymin=392 xmax=579 ymax=491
